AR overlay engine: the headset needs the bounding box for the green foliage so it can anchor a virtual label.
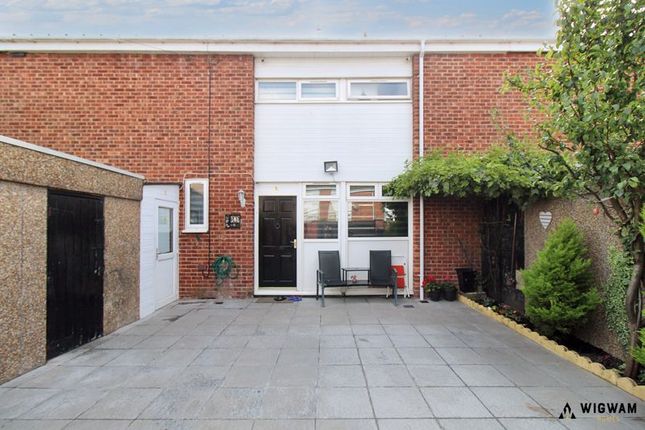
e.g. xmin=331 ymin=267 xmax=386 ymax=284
xmin=505 ymin=0 xmax=644 ymax=250
xmin=632 ymin=328 xmax=645 ymax=366
xmin=522 ymin=219 xmax=600 ymax=336
xmin=601 ymin=247 xmax=633 ymax=352
xmin=385 ymin=140 xmax=562 ymax=208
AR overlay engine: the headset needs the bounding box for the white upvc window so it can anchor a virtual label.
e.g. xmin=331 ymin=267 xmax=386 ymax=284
xmin=300 ymin=81 xmax=338 ymax=100
xmin=257 ymin=81 xmax=297 ymax=101
xmin=347 ymin=80 xmax=410 ymax=100
xmin=304 ymin=183 xmax=338 ymax=240
xmin=347 ymin=183 xmax=409 ymax=238
xmin=184 ymin=179 xmax=209 ymax=233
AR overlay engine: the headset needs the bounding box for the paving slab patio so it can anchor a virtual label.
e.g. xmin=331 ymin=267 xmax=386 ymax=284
xmin=1 ymin=297 xmax=643 ymax=429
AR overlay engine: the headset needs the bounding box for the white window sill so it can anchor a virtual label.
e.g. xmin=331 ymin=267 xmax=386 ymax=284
xmin=182 ymin=228 xmax=208 ymax=234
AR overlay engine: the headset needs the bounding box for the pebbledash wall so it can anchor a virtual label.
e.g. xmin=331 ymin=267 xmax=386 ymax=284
xmin=0 ymin=39 xmax=544 ymax=300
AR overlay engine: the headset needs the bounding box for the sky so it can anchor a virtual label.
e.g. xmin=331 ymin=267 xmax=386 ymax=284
xmin=0 ymin=0 xmax=557 ymax=39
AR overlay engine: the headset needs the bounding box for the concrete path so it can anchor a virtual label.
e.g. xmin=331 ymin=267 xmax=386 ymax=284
xmin=1 ymin=298 xmax=643 ymax=429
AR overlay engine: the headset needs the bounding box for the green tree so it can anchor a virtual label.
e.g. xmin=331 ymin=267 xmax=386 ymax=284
xmin=507 ymin=0 xmax=644 ymax=377
xmin=522 ymin=219 xmax=600 ymax=337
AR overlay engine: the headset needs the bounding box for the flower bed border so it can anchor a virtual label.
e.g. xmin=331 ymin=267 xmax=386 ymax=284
xmin=458 ymin=294 xmax=645 ymax=400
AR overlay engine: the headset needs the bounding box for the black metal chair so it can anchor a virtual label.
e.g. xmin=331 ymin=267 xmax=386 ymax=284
xmin=368 ymin=250 xmax=398 ymax=306
xmin=317 ymin=250 xmax=347 ymax=307
xmin=316 ymin=250 xmax=398 ymax=307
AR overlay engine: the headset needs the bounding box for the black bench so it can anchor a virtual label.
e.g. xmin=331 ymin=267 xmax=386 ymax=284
xmin=316 ymin=250 xmax=398 ymax=307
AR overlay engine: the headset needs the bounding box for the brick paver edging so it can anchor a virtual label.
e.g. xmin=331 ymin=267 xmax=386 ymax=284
xmin=458 ymin=294 xmax=645 ymax=400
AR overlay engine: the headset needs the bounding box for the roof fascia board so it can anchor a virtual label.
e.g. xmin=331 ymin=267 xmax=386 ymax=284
xmin=0 ymin=39 xmax=552 ymax=54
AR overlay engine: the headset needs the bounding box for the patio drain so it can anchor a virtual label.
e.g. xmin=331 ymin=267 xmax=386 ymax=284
xmin=403 ymin=304 xmax=414 ymax=308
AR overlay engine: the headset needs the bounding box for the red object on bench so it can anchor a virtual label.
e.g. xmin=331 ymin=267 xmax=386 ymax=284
xmin=392 ymin=265 xmax=405 ymax=289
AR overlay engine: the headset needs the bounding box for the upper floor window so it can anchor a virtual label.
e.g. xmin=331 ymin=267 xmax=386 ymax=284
xmin=300 ymin=82 xmax=337 ymax=100
xmin=257 ymin=81 xmax=297 ymax=101
xmin=348 ymin=81 xmax=409 ymax=100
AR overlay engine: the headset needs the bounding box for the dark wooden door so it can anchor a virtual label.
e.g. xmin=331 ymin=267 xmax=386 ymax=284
xmin=259 ymin=196 xmax=296 ymax=287
xmin=47 ymin=191 xmax=104 ymax=359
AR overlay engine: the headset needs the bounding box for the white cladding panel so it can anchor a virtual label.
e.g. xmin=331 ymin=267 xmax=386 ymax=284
xmin=255 ymin=56 xmax=412 ymax=79
xmin=255 ymin=103 xmax=412 ymax=182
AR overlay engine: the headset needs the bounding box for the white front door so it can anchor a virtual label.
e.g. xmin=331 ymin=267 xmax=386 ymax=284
xmin=140 ymin=185 xmax=179 ymax=318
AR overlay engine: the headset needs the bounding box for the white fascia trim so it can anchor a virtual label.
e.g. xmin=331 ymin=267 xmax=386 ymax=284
xmin=0 ymin=38 xmax=553 ymax=54
xmin=0 ymin=134 xmax=145 ymax=179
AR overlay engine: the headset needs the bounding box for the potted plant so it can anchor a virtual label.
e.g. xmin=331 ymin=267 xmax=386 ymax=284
xmin=442 ymin=282 xmax=458 ymax=301
xmin=423 ymin=276 xmax=443 ymax=301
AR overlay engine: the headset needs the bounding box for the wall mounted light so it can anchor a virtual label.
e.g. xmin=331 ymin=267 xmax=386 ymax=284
xmin=324 ymin=161 xmax=338 ymax=174
xmin=238 ymin=190 xmax=246 ymax=208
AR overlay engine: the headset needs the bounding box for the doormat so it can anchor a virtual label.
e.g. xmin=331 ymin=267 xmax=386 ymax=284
xmin=255 ymin=297 xmax=291 ymax=303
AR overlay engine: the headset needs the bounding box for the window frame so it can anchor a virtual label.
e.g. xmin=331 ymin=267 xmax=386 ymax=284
xmin=183 ymin=178 xmax=209 ymax=233
xmin=347 ymin=79 xmax=410 ymax=100
xmin=303 ymin=183 xmax=339 ymax=241
xmin=256 ymin=80 xmax=298 ymax=102
xmin=299 ymin=80 xmax=339 ymax=101
xmin=346 ymin=183 xmax=409 ymax=239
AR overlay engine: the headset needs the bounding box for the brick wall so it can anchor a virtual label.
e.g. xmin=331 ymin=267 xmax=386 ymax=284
xmin=418 ymin=52 xmax=540 ymax=285
xmin=0 ymin=53 xmax=255 ymax=298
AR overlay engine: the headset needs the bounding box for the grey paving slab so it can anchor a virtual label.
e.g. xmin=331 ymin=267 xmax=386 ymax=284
xmin=0 ymin=419 xmax=70 ymax=430
xmin=396 ymin=348 xmax=446 ymax=365
xmin=191 ymin=349 xmax=242 ymax=367
xmin=498 ymin=418 xmax=567 ymax=429
xmin=471 ymin=387 xmax=551 ymax=418
xmin=270 ymin=365 xmax=317 ymax=387
xmin=363 ymin=365 xmax=415 ymax=387
xmin=141 ymin=386 xmax=217 ymax=419
xmin=223 ymin=366 xmax=273 ymax=388
xmin=3 ymin=298 xmax=642 ymax=428
xmin=369 ymin=387 xmax=433 ymax=418
xmin=319 ymin=348 xmax=360 ymax=365
xmin=252 ymin=419 xmax=314 ymax=430
xmin=351 ymin=325 xmax=385 ymax=335
xmin=19 ymin=389 xmax=107 ymax=419
xmin=434 ymin=347 xmax=488 ymax=365
xmin=320 ymin=336 xmax=356 ymax=348
xmin=407 ymin=365 xmax=464 ymax=387
xmin=316 ymin=387 xmax=373 ymax=418
xmin=318 ymin=366 xmax=366 ymax=387
xmin=17 ymin=366 xmax=97 ymax=389
xmin=420 ymin=387 xmax=491 ymax=418
xmin=358 ymin=348 xmax=402 ymax=365
xmin=63 ymin=349 xmax=124 ymax=366
xmin=65 ymin=419 xmax=132 ymax=429
xmin=79 ymin=388 xmax=161 ymax=419
xmin=315 ymin=419 xmax=377 ymax=430
xmin=259 ymin=387 xmax=316 ymax=418
xmin=355 ymin=335 xmax=393 ymax=348
xmin=451 ymin=365 xmax=514 ymax=386
xmin=199 ymin=388 xmax=263 ymax=419
xmin=377 ymin=418 xmax=442 ymax=430
xmin=494 ymin=363 xmax=563 ymax=387
xmin=0 ymin=388 xmax=58 ymax=418
xmin=439 ymin=418 xmax=504 ymax=430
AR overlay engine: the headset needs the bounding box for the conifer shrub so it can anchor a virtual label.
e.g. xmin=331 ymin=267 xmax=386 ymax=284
xmin=522 ymin=218 xmax=600 ymax=337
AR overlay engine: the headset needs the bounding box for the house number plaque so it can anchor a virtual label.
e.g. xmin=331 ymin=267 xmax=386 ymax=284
xmin=225 ymin=213 xmax=241 ymax=229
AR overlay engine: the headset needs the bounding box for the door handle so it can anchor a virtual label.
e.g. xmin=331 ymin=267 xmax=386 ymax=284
xmin=291 ymin=239 xmax=297 ymax=249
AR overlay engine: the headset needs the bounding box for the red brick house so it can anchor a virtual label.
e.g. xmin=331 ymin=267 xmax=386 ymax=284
xmin=0 ymin=39 xmax=543 ymax=317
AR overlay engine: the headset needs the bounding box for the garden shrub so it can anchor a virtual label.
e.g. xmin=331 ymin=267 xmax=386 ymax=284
xmin=522 ymin=218 xmax=600 ymax=337
xmin=601 ymin=247 xmax=633 ymax=353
